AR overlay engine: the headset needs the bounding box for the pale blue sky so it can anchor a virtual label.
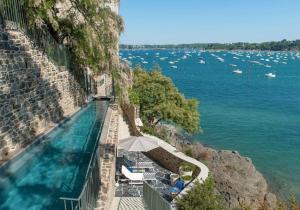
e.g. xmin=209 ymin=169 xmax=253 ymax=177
xmin=120 ymin=0 xmax=300 ymax=44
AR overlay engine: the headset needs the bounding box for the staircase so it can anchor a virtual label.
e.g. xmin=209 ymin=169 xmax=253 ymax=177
xmin=114 ymin=197 xmax=148 ymax=210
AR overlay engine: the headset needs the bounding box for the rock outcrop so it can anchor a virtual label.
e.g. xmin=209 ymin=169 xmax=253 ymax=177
xmin=190 ymin=143 xmax=277 ymax=209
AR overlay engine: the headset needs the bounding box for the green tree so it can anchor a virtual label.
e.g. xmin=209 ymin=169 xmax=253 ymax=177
xmin=176 ymin=176 xmax=226 ymax=210
xmin=131 ymin=66 xmax=200 ymax=134
xmin=289 ymin=194 xmax=299 ymax=210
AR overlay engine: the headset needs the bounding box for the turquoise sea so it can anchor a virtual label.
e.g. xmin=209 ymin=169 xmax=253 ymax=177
xmin=120 ymin=49 xmax=300 ymax=200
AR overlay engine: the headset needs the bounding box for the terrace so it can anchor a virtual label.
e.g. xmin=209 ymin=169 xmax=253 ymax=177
xmin=109 ymin=116 xmax=209 ymax=210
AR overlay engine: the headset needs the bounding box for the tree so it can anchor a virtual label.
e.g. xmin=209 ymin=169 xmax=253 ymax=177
xmin=130 ymin=66 xmax=200 ymax=134
xmin=176 ymin=176 xmax=226 ymax=210
xmin=289 ymin=194 xmax=299 ymax=210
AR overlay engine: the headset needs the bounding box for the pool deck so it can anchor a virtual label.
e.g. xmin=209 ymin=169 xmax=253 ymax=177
xmin=99 ymin=109 xmax=210 ymax=210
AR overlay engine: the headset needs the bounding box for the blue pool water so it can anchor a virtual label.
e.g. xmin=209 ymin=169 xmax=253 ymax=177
xmin=121 ymin=49 xmax=300 ymax=200
xmin=0 ymin=100 xmax=108 ymax=210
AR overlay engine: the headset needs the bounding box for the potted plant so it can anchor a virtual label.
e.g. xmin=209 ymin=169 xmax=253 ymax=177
xmin=180 ymin=175 xmax=193 ymax=185
xmin=179 ymin=162 xmax=195 ymax=177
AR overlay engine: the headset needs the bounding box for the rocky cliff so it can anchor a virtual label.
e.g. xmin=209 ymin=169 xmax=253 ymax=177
xmin=190 ymin=143 xmax=277 ymax=209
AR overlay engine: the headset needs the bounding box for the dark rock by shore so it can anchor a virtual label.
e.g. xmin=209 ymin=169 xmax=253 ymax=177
xmin=184 ymin=142 xmax=277 ymax=210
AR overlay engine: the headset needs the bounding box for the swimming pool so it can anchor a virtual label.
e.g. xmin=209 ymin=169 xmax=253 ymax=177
xmin=0 ymin=100 xmax=109 ymax=210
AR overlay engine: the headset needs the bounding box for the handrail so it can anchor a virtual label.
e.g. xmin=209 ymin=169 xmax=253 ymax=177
xmin=0 ymin=0 xmax=71 ymax=68
xmin=0 ymin=0 xmax=94 ymax=95
xmin=59 ymin=102 xmax=110 ymax=210
xmin=143 ymin=181 xmax=174 ymax=210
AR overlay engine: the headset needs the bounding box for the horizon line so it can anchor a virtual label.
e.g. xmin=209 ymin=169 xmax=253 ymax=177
xmin=120 ymin=39 xmax=300 ymax=46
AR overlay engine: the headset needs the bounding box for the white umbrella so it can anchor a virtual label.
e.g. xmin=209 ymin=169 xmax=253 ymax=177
xmin=118 ymin=136 xmax=159 ymax=169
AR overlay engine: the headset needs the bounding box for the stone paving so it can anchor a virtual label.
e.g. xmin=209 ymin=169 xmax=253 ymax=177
xmin=115 ymin=150 xmax=172 ymax=198
xmin=95 ymin=104 xmax=119 ymax=210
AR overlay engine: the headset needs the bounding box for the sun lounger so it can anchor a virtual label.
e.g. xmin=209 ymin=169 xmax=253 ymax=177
xmin=121 ymin=165 xmax=157 ymax=184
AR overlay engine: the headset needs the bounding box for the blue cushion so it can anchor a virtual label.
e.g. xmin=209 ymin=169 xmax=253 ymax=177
xmin=175 ymin=180 xmax=185 ymax=191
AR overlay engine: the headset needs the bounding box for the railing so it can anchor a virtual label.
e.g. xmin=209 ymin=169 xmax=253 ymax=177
xmin=60 ymin=148 xmax=101 ymax=210
xmin=60 ymin=102 xmax=109 ymax=210
xmin=0 ymin=0 xmax=94 ymax=95
xmin=143 ymin=181 xmax=175 ymax=210
xmin=0 ymin=0 xmax=72 ymax=68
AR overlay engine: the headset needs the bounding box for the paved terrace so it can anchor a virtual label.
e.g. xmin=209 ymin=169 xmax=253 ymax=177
xmin=109 ymin=114 xmax=209 ymax=210
xmin=142 ymin=133 xmax=210 ymax=204
xmin=115 ymin=150 xmax=173 ymax=197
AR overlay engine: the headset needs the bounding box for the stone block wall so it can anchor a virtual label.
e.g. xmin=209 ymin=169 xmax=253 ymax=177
xmin=0 ymin=27 xmax=87 ymax=161
xmin=146 ymin=147 xmax=201 ymax=177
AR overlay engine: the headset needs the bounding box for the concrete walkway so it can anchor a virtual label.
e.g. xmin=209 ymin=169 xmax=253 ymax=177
xmin=118 ymin=113 xmax=131 ymax=140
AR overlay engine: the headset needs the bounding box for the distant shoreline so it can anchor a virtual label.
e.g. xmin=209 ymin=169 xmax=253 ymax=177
xmin=120 ymin=40 xmax=300 ymax=51
xmin=120 ymin=47 xmax=300 ymax=52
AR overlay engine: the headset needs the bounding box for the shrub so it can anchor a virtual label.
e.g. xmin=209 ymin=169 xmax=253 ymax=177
xmin=176 ymin=175 xmax=226 ymax=210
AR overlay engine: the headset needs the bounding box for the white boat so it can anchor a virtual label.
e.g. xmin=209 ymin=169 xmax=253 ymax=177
xmin=265 ymin=65 xmax=272 ymax=68
xmin=142 ymin=61 xmax=148 ymax=64
xmin=169 ymin=61 xmax=175 ymax=64
xmin=217 ymin=57 xmax=224 ymax=62
xmin=170 ymin=66 xmax=178 ymax=69
xmin=233 ymin=69 xmax=243 ymax=74
xmin=199 ymin=60 xmax=205 ymax=64
xmin=265 ymin=72 xmax=276 ymax=78
xmin=229 ymin=64 xmax=237 ymax=67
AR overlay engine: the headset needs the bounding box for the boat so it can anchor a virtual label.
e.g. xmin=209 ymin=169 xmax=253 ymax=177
xmin=265 ymin=72 xmax=276 ymax=78
xmin=217 ymin=57 xmax=224 ymax=62
xmin=233 ymin=69 xmax=242 ymax=74
xmin=229 ymin=64 xmax=237 ymax=67
xmin=142 ymin=61 xmax=148 ymax=64
xmin=169 ymin=61 xmax=175 ymax=64
xmin=170 ymin=66 xmax=178 ymax=69
xmin=198 ymin=60 xmax=205 ymax=64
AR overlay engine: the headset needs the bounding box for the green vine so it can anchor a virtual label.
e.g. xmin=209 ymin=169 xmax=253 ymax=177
xmin=23 ymin=0 xmax=124 ymax=75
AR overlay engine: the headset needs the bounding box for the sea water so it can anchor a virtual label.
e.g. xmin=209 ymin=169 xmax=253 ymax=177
xmin=121 ymin=49 xmax=300 ymax=200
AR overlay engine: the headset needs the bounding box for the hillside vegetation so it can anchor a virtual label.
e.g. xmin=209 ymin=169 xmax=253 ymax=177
xmin=24 ymin=0 xmax=123 ymax=74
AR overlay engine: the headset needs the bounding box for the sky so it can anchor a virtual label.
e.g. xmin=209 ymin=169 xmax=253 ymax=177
xmin=119 ymin=0 xmax=300 ymax=45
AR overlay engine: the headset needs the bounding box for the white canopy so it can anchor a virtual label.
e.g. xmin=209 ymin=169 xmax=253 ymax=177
xmin=118 ymin=136 xmax=158 ymax=152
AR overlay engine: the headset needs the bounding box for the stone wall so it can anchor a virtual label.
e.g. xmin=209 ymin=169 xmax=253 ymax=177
xmin=0 ymin=27 xmax=87 ymax=161
xmin=146 ymin=147 xmax=200 ymax=177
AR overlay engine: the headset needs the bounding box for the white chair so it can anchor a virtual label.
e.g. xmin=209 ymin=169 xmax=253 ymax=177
xmin=121 ymin=165 xmax=157 ymax=184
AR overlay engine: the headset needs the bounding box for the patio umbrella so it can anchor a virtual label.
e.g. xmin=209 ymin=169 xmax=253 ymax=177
xmin=118 ymin=136 xmax=159 ymax=169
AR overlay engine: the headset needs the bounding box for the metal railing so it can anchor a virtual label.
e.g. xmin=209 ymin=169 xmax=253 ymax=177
xmin=143 ymin=181 xmax=175 ymax=210
xmin=0 ymin=0 xmax=94 ymax=95
xmin=60 ymin=148 xmax=101 ymax=210
xmin=60 ymin=102 xmax=109 ymax=210
xmin=0 ymin=0 xmax=72 ymax=68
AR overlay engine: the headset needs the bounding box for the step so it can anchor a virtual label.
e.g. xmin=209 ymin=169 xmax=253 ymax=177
xmin=117 ymin=197 xmax=148 ymax=210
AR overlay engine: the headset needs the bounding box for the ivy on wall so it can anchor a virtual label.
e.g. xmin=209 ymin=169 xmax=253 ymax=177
xmin=24 ymin=0 xmax=124 ymax=75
